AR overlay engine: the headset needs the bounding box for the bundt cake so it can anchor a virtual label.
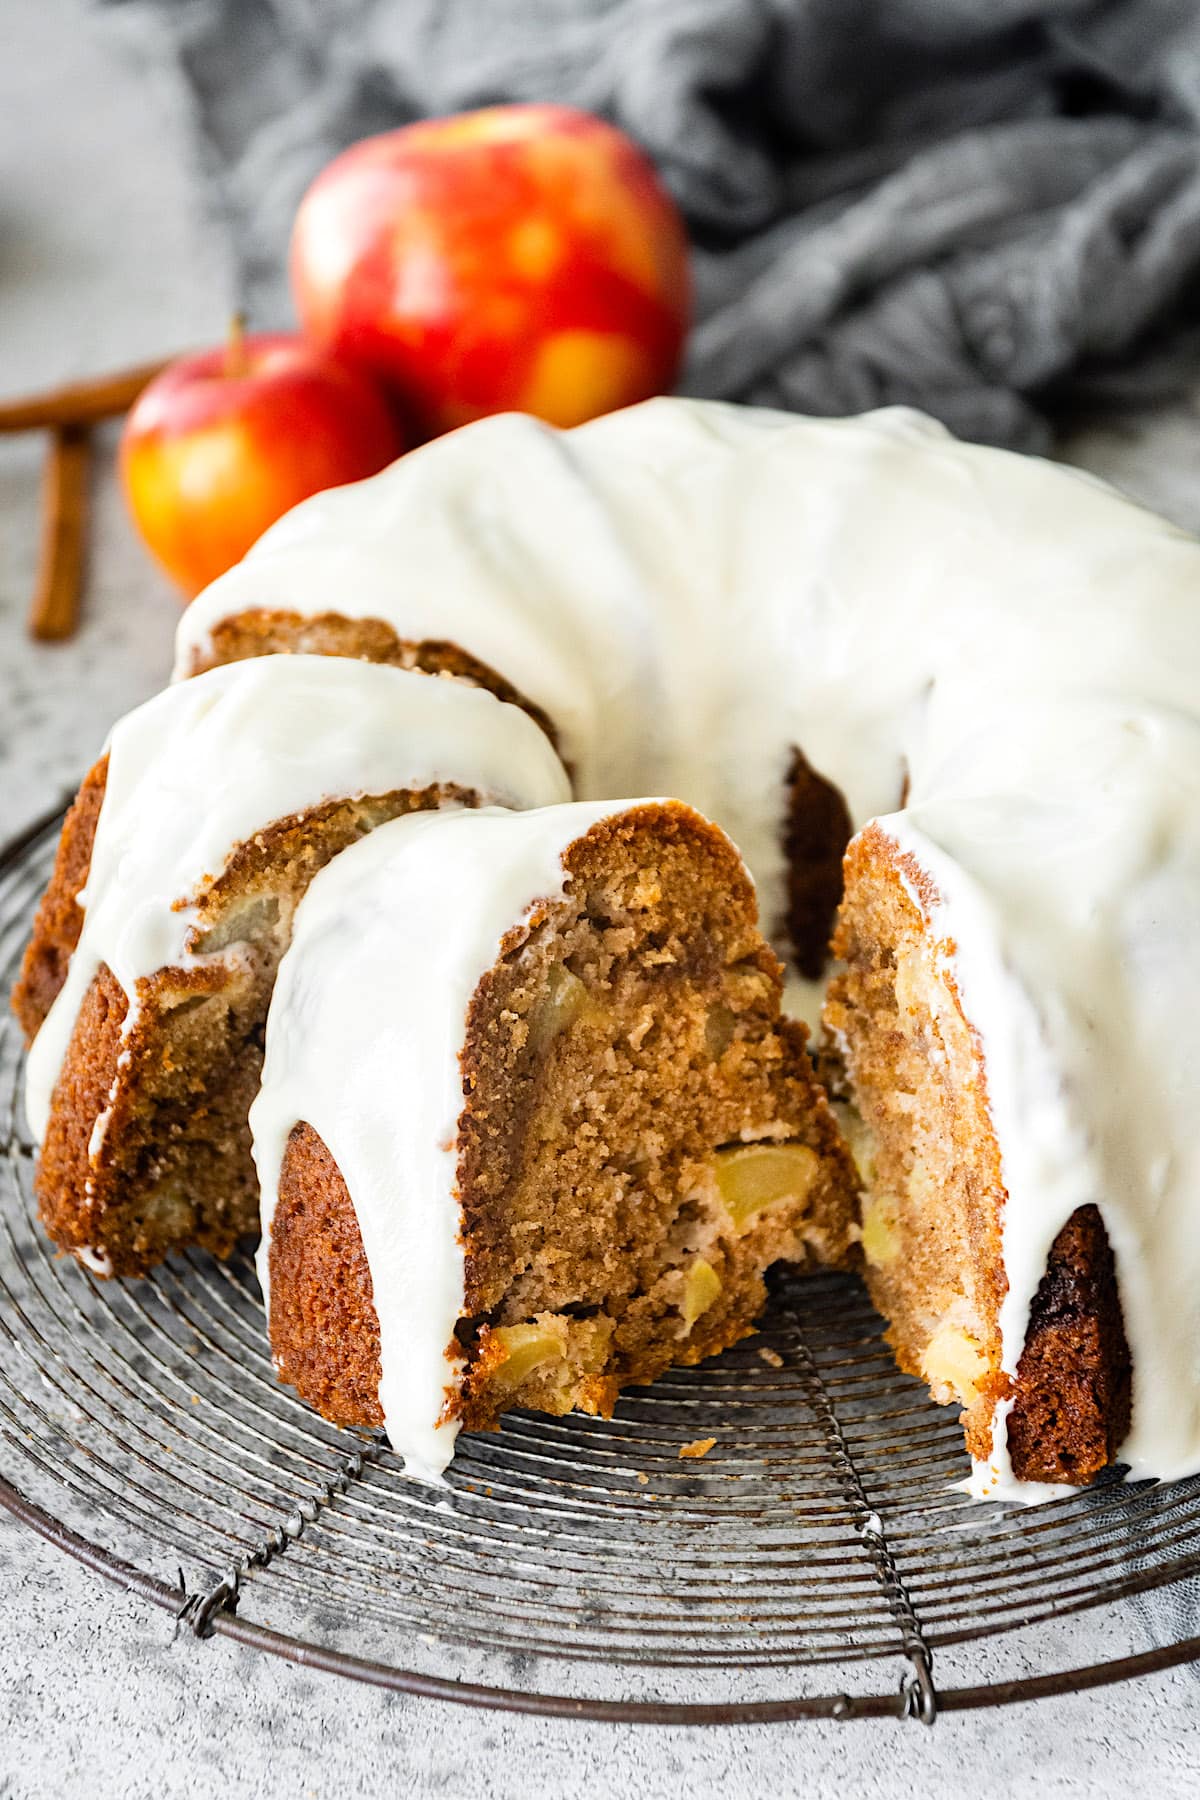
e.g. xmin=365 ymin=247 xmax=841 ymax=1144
xmin=15 ymin=655 xmax=569 ymax=1274
xmin=166 ymin=396 xmax=1200 ymax=1500
xmin=251 ymin=800 xmax=857 ymax=1478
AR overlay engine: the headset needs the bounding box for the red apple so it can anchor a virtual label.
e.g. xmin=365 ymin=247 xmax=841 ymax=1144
xmin=289 ymin=104 xmax=690 ymax=436
xmin=120 ymin=327 xmax=404 ymax=596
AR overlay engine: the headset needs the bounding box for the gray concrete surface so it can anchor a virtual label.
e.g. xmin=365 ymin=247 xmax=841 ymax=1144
xmin=4 ymin=2 xmax=1200 ymax=1792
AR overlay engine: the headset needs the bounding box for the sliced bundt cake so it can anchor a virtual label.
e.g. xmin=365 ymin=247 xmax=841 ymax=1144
xmin=252 ymin=800 xmax=859 ymax=1477
xmin=15 ymin=656 xmax=568 ymax=1275
xmin=174 ymin=398 xmax=1200 ymax=1498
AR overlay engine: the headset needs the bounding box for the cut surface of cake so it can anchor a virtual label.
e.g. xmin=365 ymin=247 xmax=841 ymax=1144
xmin=252 ymin=800 xmax=858 ymax=1479
xmin=16 ymin=655 xmax=569 ymax=1275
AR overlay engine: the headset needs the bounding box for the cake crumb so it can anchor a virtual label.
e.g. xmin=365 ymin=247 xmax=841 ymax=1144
xmin=757 ymin=1346 xmax=784 ymax=1369
xmin=636 ymin=1472 xmax=649 ymax=1485
xmin=679 ymin=1437 xmax=716 ymax=1459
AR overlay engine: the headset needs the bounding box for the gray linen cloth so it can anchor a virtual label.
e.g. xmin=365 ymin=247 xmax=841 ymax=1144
xmin=100 ymin=0 xmax=1200 ymax=449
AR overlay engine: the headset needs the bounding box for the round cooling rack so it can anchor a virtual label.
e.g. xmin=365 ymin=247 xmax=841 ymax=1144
xmin=3 ymin=802 xmax=1200 ymax=1726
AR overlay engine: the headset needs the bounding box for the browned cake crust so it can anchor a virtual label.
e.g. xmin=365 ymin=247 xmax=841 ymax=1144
xmin=20 ymin=763 xmax=479 ymax=1276
xmin=267 ymin=802 xmax=860 ymax=1436
xmin=270 ymin=1123 xmax=385 ymax=1426
xmin=827 ymin=823 xmax=1130 ymax=1485
xmin=1007 ymin=1204 xmax=1131 ymax=1484
xmin=12 ymin=755 xmax=108 ymax=1043
xmin=183 ymin=609 xmax=559 ymax=750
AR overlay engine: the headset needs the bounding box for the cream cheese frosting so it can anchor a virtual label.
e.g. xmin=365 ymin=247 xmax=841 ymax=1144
xmin=251 ymin=800 xmax=634 ymax=1482
xmin=174 ymin=397 xmax=1200 ymax=1499
xmin=24 ymin=655 xmax=570 ymax=1145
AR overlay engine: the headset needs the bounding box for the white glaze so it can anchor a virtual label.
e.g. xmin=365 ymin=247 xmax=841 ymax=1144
xmin=251 ymin=800 xmax=631 ymax=1482
xmin=25 ymin=655 xmax=570 ymax=1145
xmin=174 ymin=397 xmax=1200 ymax=1498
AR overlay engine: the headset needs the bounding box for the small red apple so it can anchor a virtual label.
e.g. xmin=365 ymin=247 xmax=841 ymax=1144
xmin=289 ymin=104 xmax=691 ymax=436
xmin=120 ymin=326 xmax=404 ymax=597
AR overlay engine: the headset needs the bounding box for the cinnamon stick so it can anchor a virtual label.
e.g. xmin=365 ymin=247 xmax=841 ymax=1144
xmin=0 ymin=358 xmax=172 ymax=434
xmin=28 ymin=426 xmax=90 ymax=642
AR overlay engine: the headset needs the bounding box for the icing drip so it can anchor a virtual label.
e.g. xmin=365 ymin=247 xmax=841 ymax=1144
xmin=173 ymin=398 xmax=1200 ymax=1498
xmin=24 ymin=656 xmax=570 ymax=1144
xmin=251 ymin=801 xmax=634 ymax=1482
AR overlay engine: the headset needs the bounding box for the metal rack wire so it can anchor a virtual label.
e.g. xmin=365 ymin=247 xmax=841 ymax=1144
xmin=3 ymin=803 xmax=1200 ymax=1724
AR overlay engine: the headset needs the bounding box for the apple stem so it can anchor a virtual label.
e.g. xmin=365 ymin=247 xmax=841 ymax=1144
xmin=226 ymin=312 xmax=248 ymax=379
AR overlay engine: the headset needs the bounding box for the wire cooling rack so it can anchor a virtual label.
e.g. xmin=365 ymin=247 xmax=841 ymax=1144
xmin=3 ymin=803 xmax=1200 ymax=1725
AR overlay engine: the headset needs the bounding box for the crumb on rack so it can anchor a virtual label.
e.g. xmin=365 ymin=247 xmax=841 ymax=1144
xmin=679 ymin=1437 xmax=716 ymax=1459
xmin=757 ymin=1346 xmax=784 ymax=1369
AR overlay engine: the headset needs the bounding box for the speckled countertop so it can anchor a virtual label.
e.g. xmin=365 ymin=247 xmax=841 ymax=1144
xmin=4 ymin=3 xmax=1200 ymax=1794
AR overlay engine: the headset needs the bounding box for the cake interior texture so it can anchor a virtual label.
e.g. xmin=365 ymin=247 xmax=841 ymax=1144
xmin=825 ymin=825 xmax=1131 ymax=1486
xmin=14 ymin=763 xmax=475 ymax=1276
xmin=267 ymin=805 xmax=859 ymax=1433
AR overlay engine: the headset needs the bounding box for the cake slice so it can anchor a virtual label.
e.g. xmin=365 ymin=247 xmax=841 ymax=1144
xmin=252 ymin=800 xmax=859 ymax=1478
xmin=14 ymin=656 xmax=569 ymax=1276
xmin=824 ymin=823 xmax=1132 ymax=1489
